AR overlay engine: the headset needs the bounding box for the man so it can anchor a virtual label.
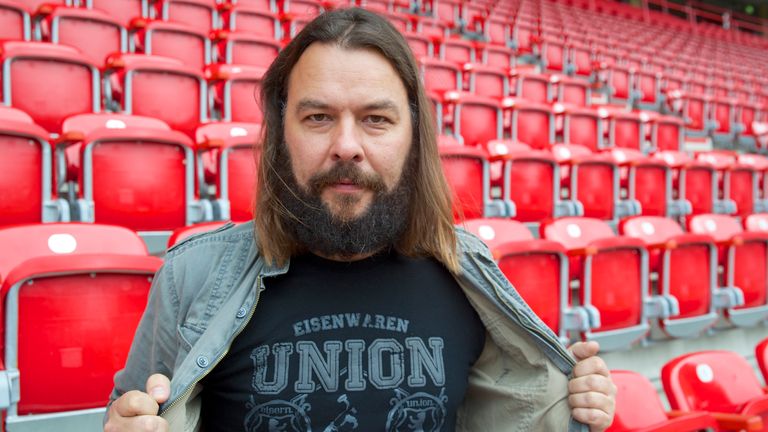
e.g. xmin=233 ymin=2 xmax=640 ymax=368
xmin=105 ymin=8 xmax=615 ymax=432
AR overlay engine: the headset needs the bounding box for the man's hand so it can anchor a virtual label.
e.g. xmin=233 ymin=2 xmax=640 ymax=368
xmin=104 ymin=374 xmax=171 ymax=432
xmin=568 ymin=341 xmax=616 ymax=432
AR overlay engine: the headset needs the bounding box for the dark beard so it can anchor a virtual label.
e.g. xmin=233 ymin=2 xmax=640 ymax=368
xmin=275 ymin=156 xmax=413 ymax=259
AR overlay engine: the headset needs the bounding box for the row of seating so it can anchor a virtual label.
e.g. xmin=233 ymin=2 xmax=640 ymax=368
xmin=610 ymin=344 xmax=768 ymax=431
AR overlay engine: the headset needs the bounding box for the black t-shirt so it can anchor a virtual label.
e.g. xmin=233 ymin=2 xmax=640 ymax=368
xmin=200 ymin=250 xmax=486 ymax=432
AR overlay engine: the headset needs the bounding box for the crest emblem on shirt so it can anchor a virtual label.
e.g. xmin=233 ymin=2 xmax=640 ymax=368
xmin=244 ymin=394 xmax=312 ymax=432
xmin=385 ymin=388 xmax=448 ymax=432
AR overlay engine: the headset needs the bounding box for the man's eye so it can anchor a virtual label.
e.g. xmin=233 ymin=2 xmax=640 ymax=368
xmin=365 ymin=115 xmax=389 ymax=124
xmin=307 ymin=114 xmax=330 ymax=122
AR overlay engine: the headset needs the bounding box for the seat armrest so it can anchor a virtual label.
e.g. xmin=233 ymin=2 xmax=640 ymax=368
xmin=0 ymin=369 xmax=20 ymax=410
xmin=713 ymin=286 xmax=745 ymax=309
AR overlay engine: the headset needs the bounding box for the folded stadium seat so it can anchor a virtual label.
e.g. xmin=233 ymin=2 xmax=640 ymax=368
xmin=736 ymin=100 xmax=761 ymax=150
xmin=738 ymin=154 xmax=768 ymax=213
xmin=0 ymin=42 xmax=100 ymax=135
xmin=55 ymin=112 xmax=213 ymax=232
xmin=411 ymin=15 xmax=449 ymax=39
xmin=0 ymin=105 xmax=69 ymax=225
xmin=463 ymin=63 xmax=508 ymax=98
xmin=419 ymin=56 xmax=462 ymax=94
xmin=403 ymin=32 xmax=432 ymax=58
xmin=596 ymin=107 xmax=642 ymax=151
xmin=211 ymin=30 xmax=279 ymax=67
xmin=423 ymin=0 xmax=460 ymax=28
xmin=540 ymin=217 xmax=657 ymax=351
xmin=0 ymin=223 xmax=162 ymax=430
xmin=553 ymin=103 xmax=603 ymax=151
xmin=509 ymin=20 xmax=538 ymax=59
xmin=635 ymin=68 xmax=662 ymax=111
xmin=219 ymin=3 xmax=280 ymax=39
xmin=551 ymin=144 xmax=640 ymax=223
xmin=438 ymin=143 xmax=512 ymax=220
xmin=689 ymin=214 xmax=768 ymax=327
xmin=462 ymin=218 xmax=599 ymax=343
xmin=129 ymin=18 xmax=211 ymax=70
xmin=0 ymin=0 xmax=31 ymax=41
xmin=696 ymin=151 xmax=749 ymax=217
xmin=34 ymin=5 xmax=127 ymax=66
xmin=168 ymin=220 xmax=231 ymax=247
xmin=665 ymin=89 xmax=711 ymax=137
xmin=644 ymin=111 xmax=685 ymax=152
xmin=758 ymin=338 xmax=768 ymax=385
xmin=437 ymin=36 xmax=476 ymax=64
xmin=441 ymin=91 xmax=502 ymax=146
xmin=206 ymin=64 xmax=265 ymax=124
xmin=652 ymin=150 xmax=725 ymax=218
xmin=104 ymin=53 xmax=207 ymax=137
xmin=606 ymin=148 xmax=690 ymax=218
xmin=597 ymin=62 xmax=635 ymax=107
xmin=608 ymin=370 xmax=719 ymax=432
xmin=503 ymin=97 xmax=554 ymax=150
xmin=550 ymin=74 xmax=590 ymax=107
xmin=620 ymin=216 xmax=735 ymax=338
xmin=486 ymin=139 xmax=581 ymax=223
xmin=221 ymin=0 xmax=276 ymax=13
xmin=480 ymin=43 xmax=514 ymax=69
xmin=662 ymin=351 xmax=768 ymax=431
xmin=567 ymin=41 xmax=592 ymax=78
xmin=473 ymin=15 xmax=510 ymax=47
xmin=509 ymin=69 xmax=551 ymax=104
xmin=82 ymin=0 xmax=147 ymax=27
xmin=195 ymin=122 xmax=260 ymax=221
xmin=153 ymin=0 xmax=218 ymax=31
xmin=538 ymin=36 xmax=567 ymax=74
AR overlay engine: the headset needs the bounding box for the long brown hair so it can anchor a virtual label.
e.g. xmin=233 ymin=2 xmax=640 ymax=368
xmin=255 ymin=7 xmax=459 ymax=273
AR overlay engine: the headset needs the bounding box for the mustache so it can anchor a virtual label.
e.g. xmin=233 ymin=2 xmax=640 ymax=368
xmin=308 ymin=162 xmax=387 ymax=194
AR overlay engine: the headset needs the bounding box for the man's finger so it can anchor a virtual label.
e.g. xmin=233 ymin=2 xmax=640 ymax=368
xmin=571 ymin=407 xmax=612 ymax=432
xmin=569 ymin=341 xmax=600 ymax=361
xmin=568 ymin=391 xmax=613 ymax=412
xmin=568 ymin=374 xmax=617 ymax=396
xmin=145 ymin=374 xmax=171 ymax=404
xmin=573 ymin=356 xmax=611 ymax=379
xmin=112 ymin=390 xmax=161 ymax=418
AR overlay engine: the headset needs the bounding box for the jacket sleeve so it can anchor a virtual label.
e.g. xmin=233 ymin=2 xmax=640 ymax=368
xmin=106 ymin=259 xmax=181 ymax=414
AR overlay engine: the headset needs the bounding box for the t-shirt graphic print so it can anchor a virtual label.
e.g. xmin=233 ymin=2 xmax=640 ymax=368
xmin=200 ymin=251 xmax=485 ymax=432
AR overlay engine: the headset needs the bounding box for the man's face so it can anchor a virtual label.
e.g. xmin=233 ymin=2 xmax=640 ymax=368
xmin=283 ymin=43 xmax=414 ymax=222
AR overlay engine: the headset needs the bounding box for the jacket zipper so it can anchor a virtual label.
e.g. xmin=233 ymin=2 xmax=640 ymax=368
xmin=159 ymin=275 xmax=265 ymax=416
xmin=476 ymin=259 xmax=575 ymax=367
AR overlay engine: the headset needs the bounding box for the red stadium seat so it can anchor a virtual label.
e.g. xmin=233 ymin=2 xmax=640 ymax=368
xmin=510 ymin=69 xmax=550 ymax=104
xmin=35 ymin=5 xmax=127 ymax=66
xmin=14 ymin=0 xmax=68 ymax=10
xmin=104 ymin=53 xmax=207 ymax=137
xmin=539 ymin=36 xmax=567 ymax=74
xmin=697 ymin=151 xmax=748 ymax=216
xmin=0 ymin=0 xmax=31 ymax=41
xmin=168 ymin=221 xmax=230 ymax=247
xmin=665 ymin=89 xmax=710 ymax=135
xmin=205 ymin=64 xmax=265 ymax=124
xmin=0 ymin=106 xmax=69 ymax=226
xmin=653 ymin=151 xmax=723 ymax=218
xmin=620 ymin=216 xmax=733 ymax=338
xmin=0 ymin=223 xmax=161 ymax=428
xmin=153 ymin=0 xmax=217 ymax=31
xmin=55 ymin=113 xmax=212 ymax=231
xmin=438 ymin=36 xmax=475 ymax=64
xmin=439 ymin=144 xmax=512 ymax=220
xmin=551 ymin=74 xmax=590 ymax=107
xmin=403 ymin=32 xmax=433 ymax=58
xmin=463 ymin=63 xmax=508 ymax=98
xmin=662 ymin=351 xmax=768 ymax=431
xmin=504 ymin=97 xmax=554 ymax=150
xmin=463 ymin=218 xmax=599 ymax=342
xmin=689 ymin=214 xmax=768 ymax=327
xmin=481 ymin=44 xmax=513 ymax=69
xmin=645 ymin=112 xmax=685 ymax=152
xmin=420 ymin=57 xmax=462 ymax=94
xmin=442 ymin=91 xmax=502 ymax=147
xmin=223 ymin=0 xmax=275 ymax=13
xmin=487 ymin=140 xmax=581 ymax=223
xmin=212 ymin=31 xmax=280 ymax=67
xmin=0 ymin=41 xmax=100 ymax=133
xmin=757 ymin=337 xmax=768 ymax=386
xmin=220 ymin=4 xmax=280 ymax=39
xmin=84 ymin=0 xmax=148 ymax=27
xmin=555 ymin=103 xmax=603 ymax=151
xmin=601 ymin=63 xmax=635 ymax=106
xmin=130 ymin=19 xmax=211 ymax=70
xmin=541 ymin=217 xmax=656 ymax=351
xmin=552 ymin=144 xmax=639 ymax=223
xmin=196 ymin=122 xmax=261 ymax=221
xmin=608 ymin=370 xmax=719 ymax=432
xmin=635 ymin=68 xmax=662 ymax=110
xmin=599 ymin=107 xmax=643 ymax=150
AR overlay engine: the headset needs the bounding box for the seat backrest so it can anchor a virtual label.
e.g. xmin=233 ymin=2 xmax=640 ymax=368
xmin=609 ymin=370 xmax=672 ymax=431
xmin=662 ymin=350 xmax=766 ymax=413
xmin=41 ymin=6 xmax=125 ymax=66
xmin=223 ymin=6 xmax=280 ymax=39
xmin=88 ymin=0 xmax=146 ymax=27
xmin=136 ymin=21 xmax=208 ymax=70
xmin=155 ymin=0 xmax=216 ymax=31
xmin=420 ymin=57 xmax=461 ymax=93
xmin=620 ymin=216 xmax=683 ymax=244
xmin=541 ymin=217 xmax=615 ymax=250
xmin=439 ymin=145 xmax=489 ymax=221
xmin=508 ymin=99 xmax=552 ymax=150
xmin=446 ymin=92 xmax=502 ymax=147
xmin=462 ymin=218 xmax=534 ymax=251
xmin=688 ymin=213 xmax=742 ymax=243
xmin=0 ymin=223 xmax=148 ymax=280
xmin=0 ymin=0 xmax=29 ymax=41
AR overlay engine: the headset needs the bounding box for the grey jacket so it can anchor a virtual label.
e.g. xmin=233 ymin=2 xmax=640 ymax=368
xmin=110 ymin=221 xmax=587 ymax=431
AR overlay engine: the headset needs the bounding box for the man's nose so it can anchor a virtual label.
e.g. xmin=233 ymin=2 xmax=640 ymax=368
xmin=330 ymin=115 xmax=364 ymax=163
